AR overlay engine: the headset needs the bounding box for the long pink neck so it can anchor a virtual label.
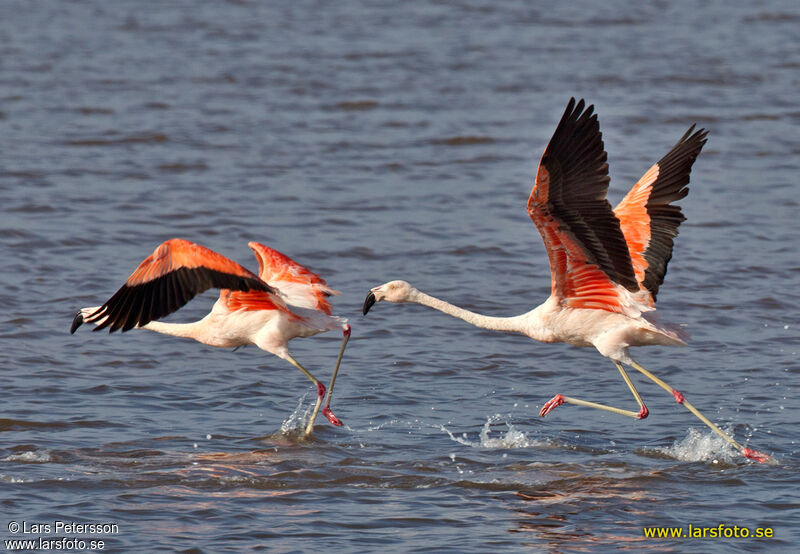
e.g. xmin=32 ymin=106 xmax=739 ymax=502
xmin=408 ymin=289 xmax=526 ymax=333
xmin=142 ymin=320 xmax=208 ymax=342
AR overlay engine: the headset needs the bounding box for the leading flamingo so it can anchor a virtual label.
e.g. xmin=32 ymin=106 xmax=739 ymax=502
xmin=71 ymin=239 xmax=350 ymax=436
xmin=363 ymin=98 xmax=769 ymax=462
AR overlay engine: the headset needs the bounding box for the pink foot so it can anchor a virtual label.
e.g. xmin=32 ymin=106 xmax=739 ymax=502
xmin=742 ymin=448 xmax=770 ymax=463
xmin=637 ymin=405 xmax=649 ymax=419
xmin=316 ymin=382 xmax=326 ymax=397
xmin=672 ymin=389 xmax=685 ymax=404
xmin=322 ymin=406 xmax=343 ymax=427
xmin=540 ymin=394 xmax=565 ymax=417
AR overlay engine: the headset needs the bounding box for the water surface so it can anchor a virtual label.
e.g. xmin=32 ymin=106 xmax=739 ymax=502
xmin=1 ymin=0 xmax=798 ymax=551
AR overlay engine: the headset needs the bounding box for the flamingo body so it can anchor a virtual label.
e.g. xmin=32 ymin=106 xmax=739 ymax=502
xmin=526 ymin=300 xmax=685 ymax=356
xmin=72 ymin=239 xmax=350 ymax=435
xmin=364 ymin=98 xmax=769 ymax=462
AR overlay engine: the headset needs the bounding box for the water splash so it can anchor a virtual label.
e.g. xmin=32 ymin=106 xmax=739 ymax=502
xmin=278 ymin=394 xmax=315 ymax=437
xmin=440 ymin=415 xmax=546 ymax=449
xmin=2 ymin=450 xmax=52 ymax=463
xmin=648 ymin=427 xmax=740 ymax=464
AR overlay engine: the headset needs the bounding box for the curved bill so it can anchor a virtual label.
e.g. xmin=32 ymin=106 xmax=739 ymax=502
xmin=362 ymin=291 xmax=376 ymax=315
xmin=70 ymin=311 xmax=85 ymax=334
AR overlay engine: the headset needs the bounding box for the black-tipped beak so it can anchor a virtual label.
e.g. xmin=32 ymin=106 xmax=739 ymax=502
xmin=70 ymin=312 xmax=84 ymax=334
xmin=362 ymin=291 xmax=376 ymax=315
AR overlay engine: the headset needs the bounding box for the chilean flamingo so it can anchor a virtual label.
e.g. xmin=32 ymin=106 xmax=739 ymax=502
xmin=71 ymin=238 xmax=350 ymax=436
xmin=363 ymin=98 xmax=769 ymax=462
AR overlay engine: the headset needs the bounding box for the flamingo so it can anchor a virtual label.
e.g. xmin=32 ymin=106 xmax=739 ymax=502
xmin=363 ymin=98 xmax=769 ymax=462
xmin=70 ymin=238 xmax=351 ymax=436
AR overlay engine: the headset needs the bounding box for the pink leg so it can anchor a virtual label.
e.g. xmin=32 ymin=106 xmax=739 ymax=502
xmin=286 ymin=355 xmax=329 ymax=436
xmin=539 ymin=362 xmax=648 ymax=419
xmin=539 ymin=394 xmax=565 ymax=416
xmin=321 ymin=325 xmax=350 ymax=427
xmin=316 ymin=383 xmax=341 ymax=426
xmin=628 ymin=360 xmax=770 ymax=463
xmin=742 ymin=448 xmax=770 ymax=463
xmin=322 ymin=406 xmax=342 ymax=426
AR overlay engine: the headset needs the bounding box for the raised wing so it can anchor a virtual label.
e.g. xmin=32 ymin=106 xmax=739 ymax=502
xmin=615 ymin=126 xmax=708 ymax=302
xmin=248 ymin=242 xmax=340 ymax=315
xmin=84 ymin=239 xmax=274 ymax=332
xmin=527 ymin=98 xmax=639 ymax=313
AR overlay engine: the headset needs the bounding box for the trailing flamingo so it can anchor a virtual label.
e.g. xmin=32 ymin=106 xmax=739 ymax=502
xmin=363 ymin=98 xmax=769 ymax=462
xmin=71 ymin=238 xmax=350 ymax=436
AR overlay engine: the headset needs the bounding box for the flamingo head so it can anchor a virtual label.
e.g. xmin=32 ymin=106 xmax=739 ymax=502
xmin=363 ymin=280 xmax=414 ymax=314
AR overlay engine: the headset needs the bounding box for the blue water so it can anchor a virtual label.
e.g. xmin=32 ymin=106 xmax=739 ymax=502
xmin=1 ymin=0 xmax=798 ymax=551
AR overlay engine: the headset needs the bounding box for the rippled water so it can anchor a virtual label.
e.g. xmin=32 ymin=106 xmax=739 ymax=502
xmin=2 ymin=0 xmax=798 ymax=551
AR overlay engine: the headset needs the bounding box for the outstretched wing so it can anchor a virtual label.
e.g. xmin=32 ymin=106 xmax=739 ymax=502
xmin=527 ymin=98 xmax=639 ymax=313
xmin=248 ymin=242 xmax=340 ymax=315
xmin=85 ymin=239 xmax=274 ymax=332
xmin=614 ymin=126 xmax=708 ymax=303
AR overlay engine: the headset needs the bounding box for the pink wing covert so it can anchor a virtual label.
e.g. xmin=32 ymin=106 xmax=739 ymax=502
xmin=248 ymin=242 xmax=340 ymax=315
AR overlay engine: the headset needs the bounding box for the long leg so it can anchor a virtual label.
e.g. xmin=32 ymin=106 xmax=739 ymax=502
xmin=285 ymin=355 xmax=327 ymax=436
xmin=539 ymin=361 xmax=649 ymax=419
xmin=628 ymin=360 xmax=769 ymax=462
xmin=321 ymin=324 xmax=350 ymax=427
